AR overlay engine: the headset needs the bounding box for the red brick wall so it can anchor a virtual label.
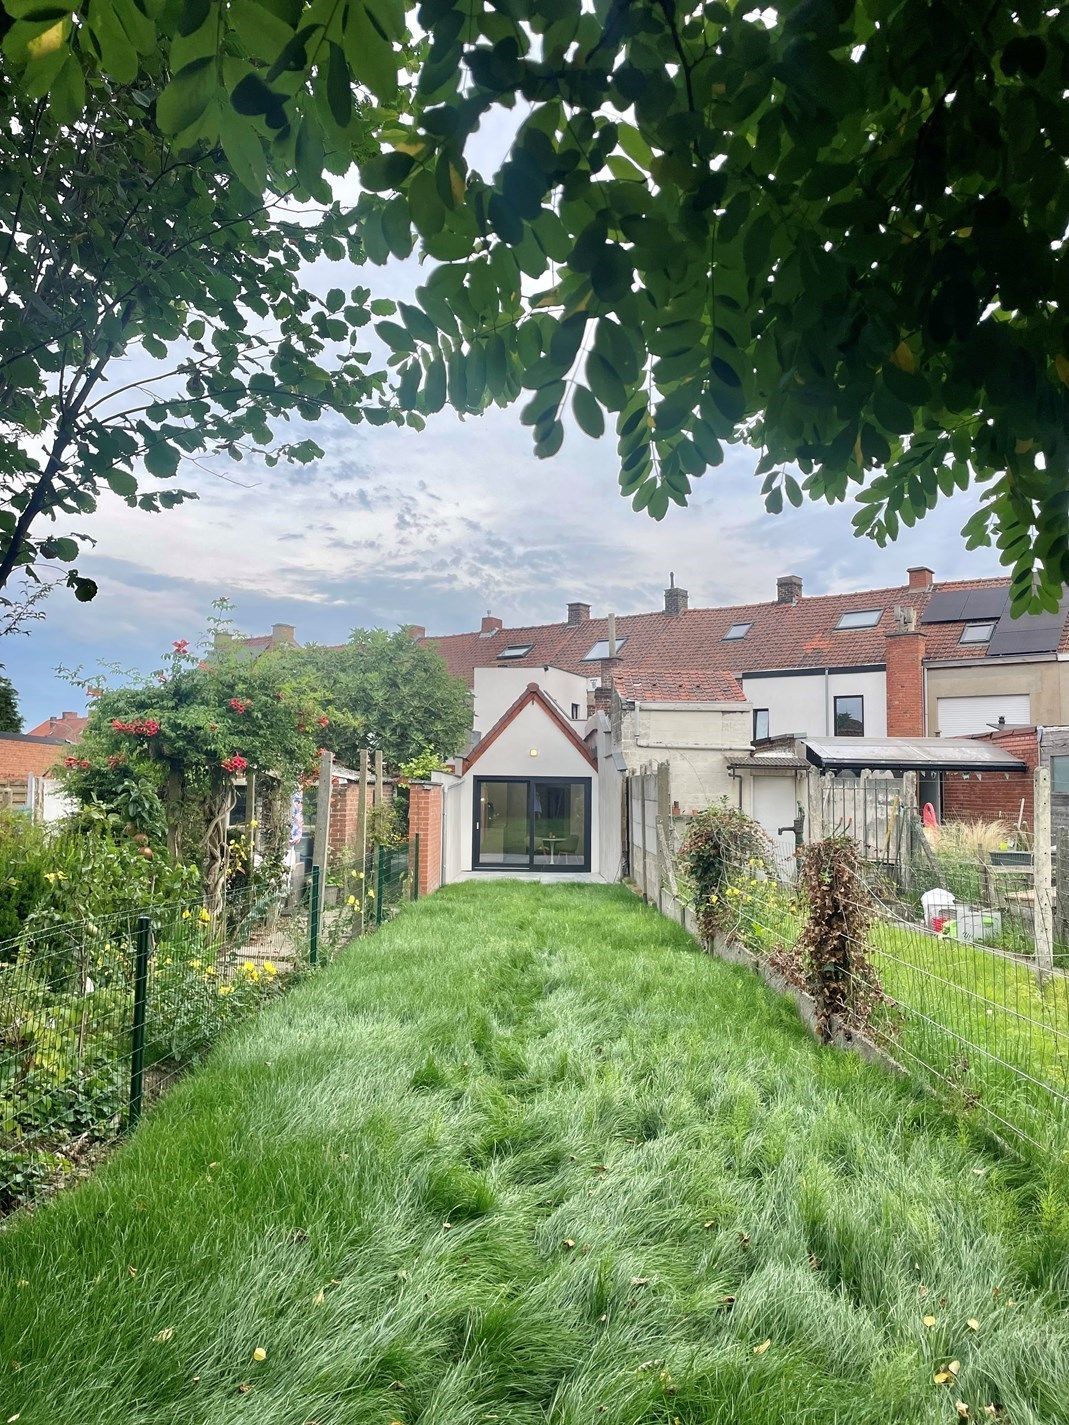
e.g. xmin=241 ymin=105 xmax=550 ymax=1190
xmin=0 ymin=737 xmax=67 ymax=780
xmin=407 ymin=782 xmax=443 ymax=896
xmin=884 ymin=631 xmax=925 ymax=736
xmin=327 ymin=779 xmax=394 ymax=855
xmin=941 ymin=728 xmax=1037 ymax=829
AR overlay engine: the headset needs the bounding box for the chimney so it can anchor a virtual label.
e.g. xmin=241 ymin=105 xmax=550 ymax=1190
xmin=481 ymin=615 xmax=503 ymax=634
xmin=593 ymin=685 xmax=614 ymax=712
xmin=271 ymin=622 xmax=295 ymax=644
xmin=599 ymin=611 xmax=622 ymax=692
xmin=567 ymin=601 xmax=591 ymax=626
xmin=405 ymin=624 xmax=426 ymax=640
xmin=885 ymin=608 xmax=926 ymax=737
xmin=777 ymin=574 xmax=803 ymax=604
xmin=664 ymin=572 xmax=688 ymax=616
xmin=907 ymin=566 xmax=934 ymax=590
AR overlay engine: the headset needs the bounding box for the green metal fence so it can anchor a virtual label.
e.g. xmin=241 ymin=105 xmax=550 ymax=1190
xmin=1 ymin=839 xmax=420 ymax=1212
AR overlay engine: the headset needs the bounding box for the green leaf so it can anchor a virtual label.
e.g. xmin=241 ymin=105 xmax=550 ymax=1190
xmin=360 ymin=150 xmax=415 ymax=192
xmin=344 ymin=2 xmax=398 ymax=100
xmin=144 ymin=442 xmax=180 ymax=478
xmin=218 ymin=106 xmax=267 ymax=195
xmin=586 ymin=351 xmax=627 ymax=411
xmin=572 ymin=384 xmax=605 ymax=438
xmin=295 ymin=113 xmax=328 ymax=200
xmin=375 ymin=320 xmax=416 ymax=352
xmin=156 ymin=57 xmax=214 ymax=135
xmin=107 ymin=469 xmax=138 ymax=498
xmin=326 ymin=41 xmax=353 ymax=127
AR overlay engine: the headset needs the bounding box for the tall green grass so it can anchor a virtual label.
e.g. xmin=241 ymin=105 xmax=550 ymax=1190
xmin=1 ymin=882 xmax=1067 ymax=1424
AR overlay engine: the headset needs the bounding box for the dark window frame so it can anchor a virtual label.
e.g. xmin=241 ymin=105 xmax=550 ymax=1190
xmin=472 ymin=775 xmax=592 ymax=873
xmin=570 ymin=702 xmax=581 ymax=720
xmin=753 ymin=707 xmax=770 ymax=741
xmin=833 ymin=695 xmax=865 ymax=737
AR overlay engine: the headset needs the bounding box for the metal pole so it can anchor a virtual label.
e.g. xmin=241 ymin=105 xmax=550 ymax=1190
xmin=128 ymin=914 xmax=151 ymax=1128
xmin=375 ymin=844 xmax=386 ymax=926
xmin=1033 ymin=765 xmax=1054 ymax=986
xmin=309 ymin=864 xmax=321 ymax=966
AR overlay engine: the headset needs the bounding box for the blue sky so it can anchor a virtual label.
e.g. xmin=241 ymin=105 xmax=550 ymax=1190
xmin=2 ymin=157 xmax=999 ymax=726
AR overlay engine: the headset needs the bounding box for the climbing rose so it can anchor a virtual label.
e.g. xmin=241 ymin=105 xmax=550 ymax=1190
xmin=172 ymin=639 xmax=190 ymax=654
xmin=228 ymin=697 xmax=251 ymax=714
xmin=221 ymin=754 xmax=248 ymax=775
xmin=317 ymin=715 xmax=329 ymax=728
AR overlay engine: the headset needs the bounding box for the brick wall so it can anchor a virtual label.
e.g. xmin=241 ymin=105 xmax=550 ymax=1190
xmin=0 ymin=736 xmax=67 ymax=780
xmin=407 ymin=782 xmax=443 ymax=896
xmin=941 ymin=727 xmax=1037 ymax=829
xmin=884 ymin=630 xmax=925 ymax=736
xmin=327 ymin=778 xmax=394 ymax=856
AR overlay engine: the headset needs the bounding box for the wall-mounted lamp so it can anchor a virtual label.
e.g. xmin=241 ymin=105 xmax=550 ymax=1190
xmin=529 ymin=747 xmax=539 ymax=757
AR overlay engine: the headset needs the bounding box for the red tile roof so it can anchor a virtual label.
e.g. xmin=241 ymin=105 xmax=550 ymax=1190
xmin=424 ymin=576 xmax=1042 ymax=687
xmin=614 ymin=668 xmax=746 ymax=703
xmin=24 ymin=711 xmax=87 ymax=741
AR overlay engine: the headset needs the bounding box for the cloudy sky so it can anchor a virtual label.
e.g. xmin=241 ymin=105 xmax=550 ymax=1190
xmin=3 ymin=179 xmax=999 ymax=728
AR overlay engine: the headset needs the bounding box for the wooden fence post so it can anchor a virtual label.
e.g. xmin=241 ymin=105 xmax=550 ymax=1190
xmin=1056 ymin=826 xmax=1069 ymax=948
xmin=640 ymin=766 xmax=650 ymax=902
xmin=355 ymin=750 xmax=370 ymax=933
xmin=1033 ymin=765 xmax=1054 ymax=986
xmin=311 ymin=748 xmax=333 ymax=876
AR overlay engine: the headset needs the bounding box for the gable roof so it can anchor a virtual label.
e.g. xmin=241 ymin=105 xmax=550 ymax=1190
xmin=24 ymin=711 xmax=87 ymax=741
xmin=424 ymin=575 xmax=1063 ymax=686
xmin=463 ymin=682 xmax=597 ymax=773
xmin=614 ymin=668 xmax=747 ymax=703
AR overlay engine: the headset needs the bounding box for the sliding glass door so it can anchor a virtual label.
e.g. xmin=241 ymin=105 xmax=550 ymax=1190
xmin=474 ymin=777 xmax=591 ymax=872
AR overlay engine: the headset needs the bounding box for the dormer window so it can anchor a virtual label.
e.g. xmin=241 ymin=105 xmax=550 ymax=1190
xmin=723 ymin=622 xmax=752 ymax=640
xmin=835 ymin=609 xmax=882 ymax=630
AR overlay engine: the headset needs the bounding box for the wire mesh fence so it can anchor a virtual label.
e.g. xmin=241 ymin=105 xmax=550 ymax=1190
xmin=1 ymin=839 xmax=419 ymax=1212
xmin=732 ymin=829 xmax=1069 ymax=1159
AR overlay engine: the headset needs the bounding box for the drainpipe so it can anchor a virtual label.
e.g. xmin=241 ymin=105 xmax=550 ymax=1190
xmin=824 ymin=668 xmax=831 ymax=736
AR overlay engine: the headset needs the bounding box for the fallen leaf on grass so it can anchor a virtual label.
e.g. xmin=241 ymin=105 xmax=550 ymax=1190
xmin=8 ymin=1413 xmax=20 ymax=1421
xmin=923 ymin=1315 xmax=937 ymax=1327
xmin=956 ymin=1404 xmax=970 ymax=1420
xmin=630 ymin=1276 xmax=650 ymax=1286
xmin=252 ymin=1346 xmax=267 ymax=1362
xmin=702 ymin=1220 xmax=715 ymax=1230
xmin=719 ymin=1295 xmax=736 ymax=1310
xmin=967 ymin=1318 xmax=980 ymax=1331
xmin=753 ymin=1340 xmax=771 ymax=1356
xmin=562 ymin=1239 xmax=576 ymax=1250
xmin=934 ymin=1362 xmax=960 ymax=1386
xmin=236 ymin=1383 xmax=251 ymax=1394
xmin=127 ymin=1266 xmax=137 ymax=1278
xmin=152 ymin=1328 xmax=174 ymax=1343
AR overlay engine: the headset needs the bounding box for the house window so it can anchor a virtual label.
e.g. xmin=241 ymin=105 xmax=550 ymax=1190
xmin=835 ymin=609 xmax=883 ymax=630
xmin=834 ymin=695 xmax=864 ymax=736
xmin=753 ymin=708 xmax=770 ymax=741
xmin=1051 ymin=756 xmax=1069 ymax=794
xmin=959 ymin=621 xmax=996 ymax=645
xmin=571 ymin=702 xmax=581 ymax=720
xmin=582 ymin=636 xmax=628 ymax=661
xmin=497 ymin=644 xmax=533 ymax=660
xmin=724 ymin=622 xmax=752 ymax=640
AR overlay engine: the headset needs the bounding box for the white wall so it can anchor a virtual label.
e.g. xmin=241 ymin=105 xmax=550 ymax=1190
xmin=473 ymin=665 xmax=588 ymax=735
xmin=741 ymin=669 xmax=887 ymax=739
xmin=451 ymin=700 xmax=599 ymax=875
xmin=617 ymin=701 xmax=752 ymax=814
xmin=744 ymin=771 xmax=806 ymax=865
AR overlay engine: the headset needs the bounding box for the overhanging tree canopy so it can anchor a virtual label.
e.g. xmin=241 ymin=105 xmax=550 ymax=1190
xmin=4 ymin=1 xmax=1068 ymax=610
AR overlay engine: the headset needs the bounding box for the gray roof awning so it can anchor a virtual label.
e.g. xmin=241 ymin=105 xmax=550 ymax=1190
xmin=804 ymin=736 xmax=1026 ymax=773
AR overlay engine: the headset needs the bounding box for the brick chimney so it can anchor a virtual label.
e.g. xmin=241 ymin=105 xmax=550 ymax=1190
xmin=885 ymin=607 xmax=926 ymax=736
xmin=907 ymin=566 xmax=934 ymax=590
xmin=777 ymin=574 xmax=803 ymax=604
xmin=567 ymin=601 xmax=591 ymax=625
xmin=404 ymin=624 xmax=426 ymax=640
xmin=481 ymin=615 xmax=502 ymax=634
xmin=271 ymin=622 xmax=295 ymax=644
xmin=664 ymin=573 xmax=688 ymax=616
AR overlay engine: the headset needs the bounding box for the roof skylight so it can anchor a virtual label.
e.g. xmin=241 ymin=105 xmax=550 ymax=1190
xmin=959 ymin=622 xmax=996 ymax=645
xmin=723 ymin=622 xmax=752 ymax=640
xmin=582 ymin=636 xmax=628 ymax=661
xmin=496 ymin=644 xmax=533 ymax=660
xmin=835 ymin=609 xmax=883 ymax=630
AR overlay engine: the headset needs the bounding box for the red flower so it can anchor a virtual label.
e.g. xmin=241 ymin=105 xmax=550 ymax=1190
xmin=172 ymin=639 xmax=190 ymax=654
xmin=317 ymin=715 xmax=330 ymax=728
xmin=228 ymin=697 xmax=251 ymax=714
xmin=79 ymin=759 xmax=91 ymax=771
xmin=64 ymin=756 xmax=79 ymax=769
xmin=107 ymin=753 xmax=125 ymax=769
xmin=221 ymin=753 xmax=248 ymax=775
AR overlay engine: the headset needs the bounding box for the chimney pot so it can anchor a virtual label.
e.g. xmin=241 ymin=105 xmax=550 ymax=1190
xmin=777 ymin=575 xmax=803 ymax=604
xmin=567 ymin=601 xmax=591 ymax=626
xmin=907 ymin=566 xmax=934 ymax=590
xmin=480 ymin=615 xmax=503 ymax=634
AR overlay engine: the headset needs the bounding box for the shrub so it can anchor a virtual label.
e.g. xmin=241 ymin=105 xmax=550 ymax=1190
xmin=677 ymin=803 xmax=771 ymax=945
xmin=793 ymin=837 xmax=885 ymax=1040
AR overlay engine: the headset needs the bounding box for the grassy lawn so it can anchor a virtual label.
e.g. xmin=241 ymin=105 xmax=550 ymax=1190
xmin=2 ymin=882 xmax=1068 ymax=1425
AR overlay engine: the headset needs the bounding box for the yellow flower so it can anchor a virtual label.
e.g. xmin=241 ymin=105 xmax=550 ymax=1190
xmin=189 ymin=958 xmax=202 ymax=970
xmin=181 ymin=909 xmax=192 ymax=920
xmin=263 ymin=961 xmax=277 ymax=977
xmin=242 ymin=960 xmax=256 ymax=973
xmin=198 ymin=908 xmax=211 ymax=924
xmin=346 ymin=894 xmax=357 ymax=906
xmin=218 ymin=985 xmax=234 ymax=997
xmin=248 ymin=818 xmax=259 ymax=829
xmin=204 ymin=965 xmax=217 ymax=977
